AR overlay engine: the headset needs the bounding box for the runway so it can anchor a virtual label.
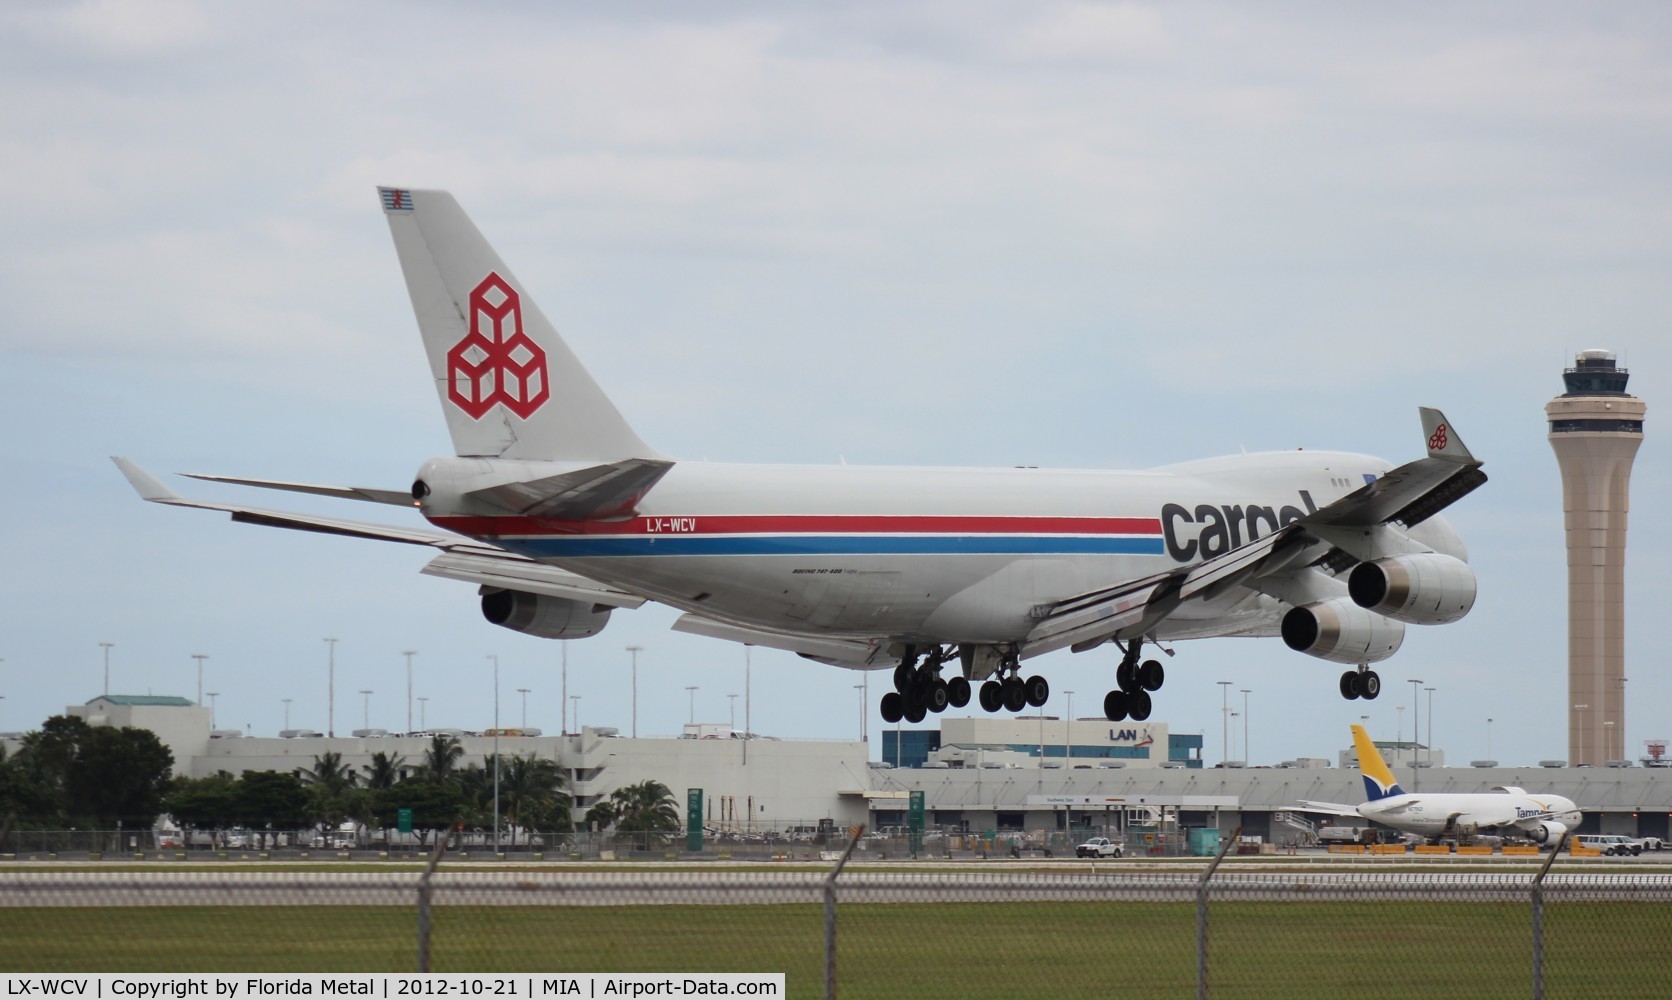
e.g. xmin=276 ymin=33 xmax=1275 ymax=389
xmin=5 ymin=867 xmax=1672 ymax=906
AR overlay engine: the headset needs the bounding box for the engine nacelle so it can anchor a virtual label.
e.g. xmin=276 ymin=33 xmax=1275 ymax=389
xmin=481 ymin=589 xmax=612 ymax=639
xmin=1280 ymin=598 xmax=1405 ymax=664
xmin=1528 ymin=820 xmax=1567 ymax=845
xmin=1348 ymin=552 xmax=1476 ymax=626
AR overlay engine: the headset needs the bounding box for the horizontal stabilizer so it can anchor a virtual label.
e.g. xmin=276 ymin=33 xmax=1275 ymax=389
xmin=183 ymin=473 xmax=416 ymax=507
xmin=671 ymin=614 xmax=889 ymax=669
xmin=421 ymin=551 xmax=645 ymax=608
xmin=466 ymin=458 xmax=674 ymax=519
xmin=1295 ymin=800 xmax=1361 ymax=818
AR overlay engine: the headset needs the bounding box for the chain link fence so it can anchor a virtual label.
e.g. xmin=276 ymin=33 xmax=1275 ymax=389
xmin=3 ymin=833 xmax=1670 ymax=998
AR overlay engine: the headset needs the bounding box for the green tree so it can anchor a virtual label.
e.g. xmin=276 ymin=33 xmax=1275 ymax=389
xmin=371 ymin=781 xmax=466 ymax=848
xmin=164 ymin=773 xmax=239 ymax=842
xmin=296 ymin=752 xmax=360 ymax=844
xmin=234 ymin=770 xmax=310 ymax=838
xmin=421 ymin=735 xmax=464 ymax=785
xmin=608 ymin=780 xmax=681 ymax=834
xmin=5 ymin=716 xmax=173 ymax=829
xmin=499 ymin=755 xmax=570 ymax=846
xmin=362 ymin=751 xmax=407 ymax=790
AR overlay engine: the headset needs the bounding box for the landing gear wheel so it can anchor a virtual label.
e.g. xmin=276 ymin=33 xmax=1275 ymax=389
xmin=979 ymin=680 xmax=1004 ymax=713
xmin=905 ymin=701 xmax=927 ymax=724
xmin=1025 ymin=675 xmax=1050 ymax=708
xmin=1340 ymin=671 xmax=1361 ymax=700
xmin=1360 ymin=670 xmax=1380 ymax=700
xmin=925 ymin=679 xmax=950 ymax=713
xmin=946 ymin=676 xmax=971 ymax=708
xmin=894 ymin=662 xmax=914 ymax=694
xmin=1104 ymin=690 xmax=1128 ymax=722
xmin=880 ymin=691 xmax=905 ymax=723
xmin=1126 ymin=688 xmax=1153 ymax=722
xmin=1116 ymin=659 xmax=1138 ymax=693
xmin=1002 ymin=676 xmax=1028 ymax=712
xmin=1138 ymin=660 xmax=1164 ymax=692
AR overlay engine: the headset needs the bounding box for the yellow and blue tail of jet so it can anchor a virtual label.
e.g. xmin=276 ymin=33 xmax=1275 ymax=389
xmin=1351 ymin=724 xmax=1405 ymax=801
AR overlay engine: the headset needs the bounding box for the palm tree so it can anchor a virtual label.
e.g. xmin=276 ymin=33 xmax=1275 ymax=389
xmin=421 ymin=735 xmax=464 ymax=785
xmin=609 ymin=779 xmax=681 ymax=834
xmin=498 ymin=755 xmax=569 ymax=847
xmin=296 ymin=752 xmax=359 ymax=846
xmin=362 ymin=751 xmax=407 ymax=790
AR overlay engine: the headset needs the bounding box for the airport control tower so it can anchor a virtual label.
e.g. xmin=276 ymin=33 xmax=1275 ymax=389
xmin=1546 ymin=350 xmax=1645 ymax=766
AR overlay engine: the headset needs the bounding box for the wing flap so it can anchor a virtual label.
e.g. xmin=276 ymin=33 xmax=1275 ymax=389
xmin=421 ymin=551 xmax=645 ymax=608
xmin=670 ymin=614 xmax=890 ymax=669
xmin=182 ymin=474 xmax=416 ymax=507
xmin=465 ymin=458 xmax=674 ymax=519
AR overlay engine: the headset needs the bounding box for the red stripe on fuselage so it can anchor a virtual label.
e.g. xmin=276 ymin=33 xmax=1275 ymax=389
xmin=427 ymin=513 xmax=1163 ymax=538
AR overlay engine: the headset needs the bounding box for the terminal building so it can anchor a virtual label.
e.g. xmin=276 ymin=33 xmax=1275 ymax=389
xmin=8 ymin=697 xmax=1671 ymax=844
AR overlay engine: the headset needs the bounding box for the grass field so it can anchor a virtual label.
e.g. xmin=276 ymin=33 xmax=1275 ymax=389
xmin=2 ymin=899 xmax=1667 ymax=999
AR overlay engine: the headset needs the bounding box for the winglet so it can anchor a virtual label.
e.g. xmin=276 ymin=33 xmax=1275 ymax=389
xmin=1419 ymin=407 xmax=1476 ymax=464
xmin=112 ymin=457 xmax=182 ymax=503
xmin=1351 ymin=724 xmax=1405 ymax=801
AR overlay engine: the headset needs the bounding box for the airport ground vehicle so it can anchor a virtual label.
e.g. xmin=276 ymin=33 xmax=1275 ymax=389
xmin=1076 ymin=837 xmax=1122 ymax=858
xmin=1575 ymin=834 xmax=1639 ymax=856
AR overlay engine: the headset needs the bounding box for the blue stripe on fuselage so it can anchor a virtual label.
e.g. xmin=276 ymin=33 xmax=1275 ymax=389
xmin=496 ymin=536 xmax=1168 ymax=558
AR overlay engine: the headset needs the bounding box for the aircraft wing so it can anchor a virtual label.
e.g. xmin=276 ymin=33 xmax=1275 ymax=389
xmin=671 ymin=614 xmax=891 ymax=669
xmin=1026 ymin=408 xmax=1485 ymax=654
xmin=113 ymin=457 xmax=645 ymax=609
xmin=1295 ymin=801 xmax=1364 ymax=818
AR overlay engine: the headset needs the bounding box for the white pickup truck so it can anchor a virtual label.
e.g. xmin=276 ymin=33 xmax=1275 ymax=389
xmin=1076 ymin=837 xmax=1123 ymax=858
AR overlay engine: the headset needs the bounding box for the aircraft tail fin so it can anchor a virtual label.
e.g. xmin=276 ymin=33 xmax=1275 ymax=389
xmin=1351 ymin=724 xmax=1405 ymax=801
xmin=378 ymin=187 xmax=661 ymax=463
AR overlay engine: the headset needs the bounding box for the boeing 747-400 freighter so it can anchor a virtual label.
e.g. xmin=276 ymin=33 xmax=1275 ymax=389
xmin=117 ymin=187 xmax=1486 ymax=724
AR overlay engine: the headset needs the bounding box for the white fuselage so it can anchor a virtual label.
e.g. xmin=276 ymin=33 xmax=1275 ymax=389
xmin=1358 ymin=792 xmax=1581 ymax=839
xmin=421 ymin=447 xmax=1464 ymax=649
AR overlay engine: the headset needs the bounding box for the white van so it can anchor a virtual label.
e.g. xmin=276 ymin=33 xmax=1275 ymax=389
xmin=1575 ymin=834 xmax=1639 ymax=856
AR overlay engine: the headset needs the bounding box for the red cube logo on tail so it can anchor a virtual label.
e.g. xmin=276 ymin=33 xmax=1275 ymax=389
xmin=446 ymin=272 xmax=550 ymax=419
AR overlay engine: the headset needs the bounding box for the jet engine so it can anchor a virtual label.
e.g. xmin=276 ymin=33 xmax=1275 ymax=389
xmin=1527 ymin=820 xmax=1568 ymax=845
xmin=1347 ymin=552 xmax=1476 ymax=626
xmin=481 ymin=589 xmax=612 ymax=639
xmin=1280 ymin=598 xmax=1405 ymax=664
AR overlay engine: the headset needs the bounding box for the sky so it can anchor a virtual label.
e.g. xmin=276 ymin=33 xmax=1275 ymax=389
xmin=3 ymin=1 xmax=1670 ymax=770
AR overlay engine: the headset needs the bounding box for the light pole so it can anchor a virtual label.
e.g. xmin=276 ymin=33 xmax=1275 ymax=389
xmin=206 ymin=691 xmax=220 ymax=730
xmin=488 ymin=654 xmax=500 ymax=853
xmin=417 ymin=696 xmax=429 ymax=730
xmin=744 ymin=646 xmax=752 ymax=767
xmin=1217 ymin=681 xmax=1232 ymax=764
xmin=561 ymin=643 xmax=568 ymax=736
xmin=282 ymin=698 xmax=292 ymax=731
xmin=1424 ymin=686 xmax=1435 ymax=767
xmin=1605 ymin=721 xmax=1616 ymax=762
xmin=728 ymin=693 xmax=738 ymax=729
xmin=854 ymin=684 xmax=865 ymax=742
xmin=100 ymin=642 xmax=114 ymax=696
xmin=323 ymin=637 xmax=338 ymax=738
xmin=192 ymin=653 xmax=208 ymax=707
xmin=686 ymin=684 xmax=699 ymax=725
xmin=402 ymin=650 xmax=416 ymax=735
xmin=1064 ymin=690 xmax=1074 ymax=764
xmin=626 ymin=645 xmax=643 ymax=738
xmin=1231 ymin=712 xmax=1240 ymax=761
xmin=518 ymin=687 xmax=531 ymax=729
xmin=1396 ymin=705 xmax=1405 ymax=753
xmin=359 ymin=689 xmax=372 ymax=730
xmin=570 ymin=694 xmax=581 ymax=736
xmin=1487 ymin=716 xmax=1493 ymax=760
xmin=1409 ymin=678 xmax=1422 ymax=788
xmin=1240 ymin=688 xmax=1251 ymax=766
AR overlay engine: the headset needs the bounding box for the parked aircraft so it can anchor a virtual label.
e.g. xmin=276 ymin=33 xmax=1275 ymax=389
xmin=1302 ymin=725 xmax=1580 ymax=844
xmin=116 ymin=187 xmax=1487 ymax=725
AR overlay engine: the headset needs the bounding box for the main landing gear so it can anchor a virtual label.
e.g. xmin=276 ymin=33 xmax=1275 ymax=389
xmin=877 ymin=645 xmax=1047 ymax=723
xmin=1103 ymin=639 xmax=1165 ymax=722
xmin=1339 ymin=664 xmax=1381 ymax=700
